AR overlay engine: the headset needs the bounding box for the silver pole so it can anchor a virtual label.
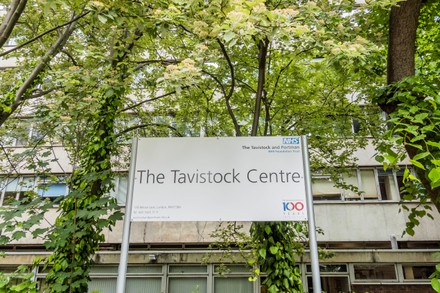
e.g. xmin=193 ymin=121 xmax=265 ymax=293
xmin=116 ymin=137 xmax=139 ymax=293
xmin=301 ymin=135 xmax=321 ymax=293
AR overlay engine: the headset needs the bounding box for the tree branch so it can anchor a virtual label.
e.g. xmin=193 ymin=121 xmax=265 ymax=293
xmin=25 ymin=88 xmax=59 ymax=100
xmin=0 ymin=0 xmax=28 ymax=48
xmin=251 ymin=38 xmax=269 ymax=136
xmin=116 ymin=123 xmax=183 ymax=138
xmin=216 ymin=38 xmax=241 ymax=136
xmin=0 ymin=11 xmax=89 ymax=58
xmin=119 ymin=86 xmax=190 ymax=113
xmin=0 ymin=11 xmax=81 ymax=126
xmin=133 ymin=59 xmax=180 ymax=71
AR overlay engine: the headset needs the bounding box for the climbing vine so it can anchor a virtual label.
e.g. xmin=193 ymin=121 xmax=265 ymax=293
xmin=206 ymin=221 xmax=308 ymax=292
xmin=43 ymin=68 xmax=125 ymax=292
xmin=43 ymin=13 xmax=143 ymax=292
xmin=250 ymin=222 xmax=305 ymax=293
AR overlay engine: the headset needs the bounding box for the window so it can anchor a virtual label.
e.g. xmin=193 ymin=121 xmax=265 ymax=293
xmin=214 ymin=265 xmax=253 ymax=293
xmin=0 ymin=267 xmax=35 ymax=288
xmin=0 ymin=175 xmax=68 ymax=206
xmin=354 ymin=264 xmax=396 ymax=280
xmin=0 ymin=174 xmax=134 ymax=206
xmin=307 ymin=264 xmax=348 ymax=273
xmin=403 ymin=265 xmax=436 ymax=280
xmin=306 ymin=276 xmax=350 ymax=293
xmin=312 ymin=175 xmax=341 ymax=200
xmin=2 ymin=121 xmax=44 ymax=147
xmin=0 ymin=176 xmax=35 ymax=205
xmin=341 ymin=170 xmax=361 ymax=200
xmin=110 ymin=175 xmax=128 ymax=205
xmin=215 ymin=278 xmax=252 ymax=293
xmin=37 ymin=176 xmax=68 ymax=201
xmin=80 ymin=264 xmax=255 ymax=293
xmin=306 ymin=264 xmax=350 ymax=293
xmin=87 ymin=266 xmax=162 ymax=293
xmin=358 ymin=169 xmax=378 ymax=199
xmin=168 ymin=266 xmax=207 ymax=293
xmin=377 ymin=170 xmax=399 ymax=200
xmin=311 ymin=167 xmax=406 ymax=202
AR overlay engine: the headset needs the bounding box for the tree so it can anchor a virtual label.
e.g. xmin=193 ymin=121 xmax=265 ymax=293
xmin=368 ymin=0 xmax=440 ymax=234
xmin=0 ymin=0 xmax=90 ymax=126
xmin=0 ymin=1 xmax=150 ymax=292
xmin=133 ymin=1 xmax=383 ymax=292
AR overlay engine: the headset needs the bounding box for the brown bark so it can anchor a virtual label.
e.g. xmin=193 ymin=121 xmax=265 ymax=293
xmin=387 ymin=0 xmax=422 ymax=85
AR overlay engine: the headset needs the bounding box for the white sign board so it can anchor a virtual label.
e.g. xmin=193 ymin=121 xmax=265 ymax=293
xmin=130 ymin=136 xmax=308 ymax=222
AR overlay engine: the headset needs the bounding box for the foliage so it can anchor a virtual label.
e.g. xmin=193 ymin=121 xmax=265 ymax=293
xmin=0 ymin=196 xmax=53 ymax=245
xmin=431 ymin=263 xmax=440 ymax=293
xmin=1 ymin=0 xmax=436 ymax=292
xmin=375 ymin=75 xmax=440 ymax=235
xmin=206 ymin=221 xmax=308 ymax=292
xmin=0 ymin=265 xmax=38 ymax=293
xmin=204 ymin=222 xmax=255 ymax=268
xmin=250 ymin=222 xmax=305 ymax=293
xmin=41 ymin=3 xmax=145 ymax=292
xmin=1 ymin=0 xmax=146 ymax=291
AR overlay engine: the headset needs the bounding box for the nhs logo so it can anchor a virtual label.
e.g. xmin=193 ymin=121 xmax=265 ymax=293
xmin=282 ymin=137 xmax=300 ymax=144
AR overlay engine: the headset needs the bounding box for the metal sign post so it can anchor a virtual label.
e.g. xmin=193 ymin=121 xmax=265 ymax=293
xmin=116 ymin=138 xmax=138 ymax=293
xmin=302 ymin=135 xmax=322 ymax=293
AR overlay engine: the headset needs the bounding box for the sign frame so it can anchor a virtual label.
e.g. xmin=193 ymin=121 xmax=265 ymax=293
xmin=131 ymin=136 xmax=308 ymax=222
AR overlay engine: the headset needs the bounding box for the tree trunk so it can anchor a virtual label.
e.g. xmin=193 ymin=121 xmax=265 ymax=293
xmin=387 ymin=0 xmax=423 ymax=85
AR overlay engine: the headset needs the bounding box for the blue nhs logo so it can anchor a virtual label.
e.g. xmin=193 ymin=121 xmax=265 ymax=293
xmin=282 ymin=137 xmax=300 ymax=144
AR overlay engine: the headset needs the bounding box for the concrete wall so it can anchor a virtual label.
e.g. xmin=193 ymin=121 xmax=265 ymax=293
xmin=6 ymin=202 xmax=439 ymax=246
xmin=314 ymin=202 xmax=440 ymax=242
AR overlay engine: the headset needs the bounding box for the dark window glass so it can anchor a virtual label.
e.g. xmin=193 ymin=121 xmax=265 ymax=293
xmin=354 ymin=264 xmax=396 ymax=280
xmin=403 ymin=265 xmax=436 ymax=279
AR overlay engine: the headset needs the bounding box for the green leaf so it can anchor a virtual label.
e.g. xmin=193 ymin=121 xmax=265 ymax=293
xmin=264 ymin=225 xmax=272 ymax=235
xmin=268 ymin=284 xmax=278 ymax=293
xmin=105 ymin=89 xmax=114 ymax=97
xmin=428 ymin=168 xmax=440 ymax=188
xmin=384 ymin=154 xmax=398 ymax=165
xmin=432 ymin=278 xmax=440 ymax=292
xmin=410 ymin=134 xmax=426 ymax=142
xmin=12 ymin=231 xmax=26 ymax=240
xmin=413 ymin=112 xmax=429 ymax=123
xmin=269 ymin=246 xmax=279 ymax=255
xmin=409 ymin=159 xmax=426 ymax=170
xmin=406 ymin=226 xmax=415 ymax=236
xmin=97 ymin=14 xmax=107 ymax=23
xmin=223 ymin=31 xmax=235 ymax=42
xmin=258 ymin=248 xmax=267 ymax=259
xmin=427 ymin=141 xmax=440 ymax=149
xmin=413 ymin=151 xmax=430 ymax=161
xmin=375 ymin=155 xmax=384 ymax=163
xmin=0 ymin=276 xmax=10 ymax=288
